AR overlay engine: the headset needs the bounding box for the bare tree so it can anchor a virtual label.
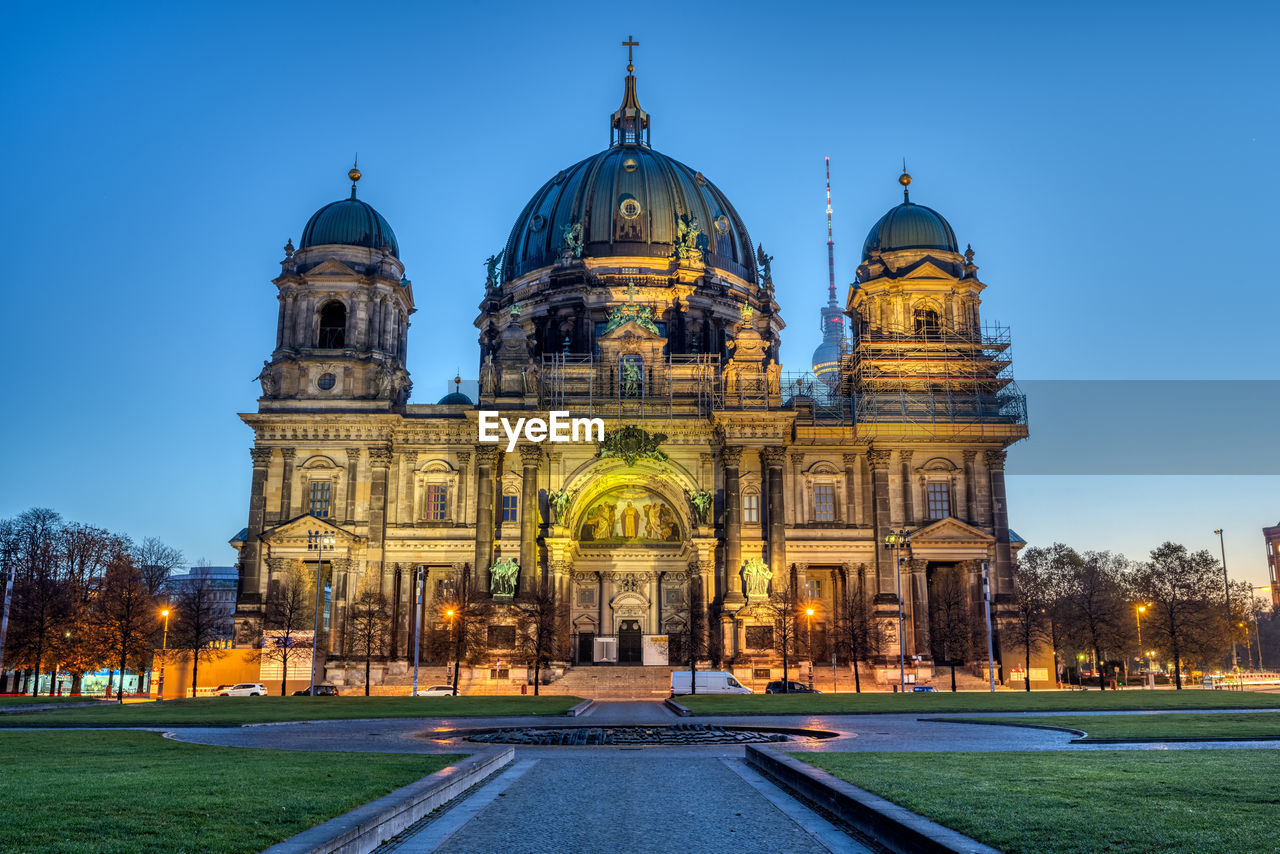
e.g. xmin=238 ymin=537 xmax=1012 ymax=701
xmin=170 ymin=566 xmax=230 ymax=697
xmin=1019 ymin=543 xmax=1081 ymax=687
xmin=1009 ymin=554 xmax=1054 ymax=691
xmin=928 ymin=565 xmax=975 ymax=692
xmin=763 ymin=578 xmax=804 ymax=691
xmin=345 ymin=581 xmax=390 ymax=696
xmin=441 ymin=566 xmax=491 ymax=695
xmin=262 ymin=565 xmax=314 ymax=697
xmin=5 ymin=509 xmax=74 ymax=696
xmin=134 ymin=537 xmax=185 ymax=598
xmin=1134 ymin=543 xmax=1226 ymax=689
xmin=684 ymin=571 xmax=708 ymax=694
xmin=837 ymin=569 xmax=883 ymax=693
xmin=95 ymin=549 xmax=158 ymax=703
xmin=515 ymin=576 xmax=566 ymax=695
xmin=1067 ymin=551 xmax=1133 ymax=691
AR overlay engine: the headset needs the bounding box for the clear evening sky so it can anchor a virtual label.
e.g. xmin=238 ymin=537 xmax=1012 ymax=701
xmin=2 ymin=1 xmax=1276 ymax=585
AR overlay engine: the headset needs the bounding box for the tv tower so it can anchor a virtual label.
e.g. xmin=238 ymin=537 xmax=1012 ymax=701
xmin=812 ymin=157 xmax=845 ymax=384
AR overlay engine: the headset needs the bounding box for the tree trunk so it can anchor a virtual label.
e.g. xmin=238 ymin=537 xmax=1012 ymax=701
xmin=1025 ymin=645 xmax=1032 ymax=692
xmin=31 ymin=659 xmax=41 ymax=697
xmin=280 ymin=654 xmax=288 ymax=698
xmin=106 ymin=668 xmax=115 ymax=699
xmin=852 ymin=652 xmax=861 ymax=693
xmin=690 ymin=646 xmax=697 ymax=695
xmin=1095 ymin=646 xmax=1106 ymax=691
xmin=190 ymin=658 xmax=199 ymax=700
xmin=118 ymin=649 xmax=127 ymax=704
xmin=364 ymin=653 xmax=371 ymax=697
xmin=1173 ymin=652 xmax=1183 ymax=690
xmin=533 ymin=658 xmax=541 ymax=696
xmin=451 ymin=626 xmax=463 ymax=696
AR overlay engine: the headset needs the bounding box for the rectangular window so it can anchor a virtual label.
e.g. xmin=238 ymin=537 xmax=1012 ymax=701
xmin=501 ymin=494 xmax=518 ymax=523
xmin=812 ymin=484 xmax=835 ymax=522
xmin=487 ymin=625 xmax=516 ymax=648
xmin=745 ymin=626 xmax=774 ymax=649
xmin=309 ymin=481 xmax=331 ymax=518
xmin=805 ymin=579 xmax=821 ymax=600
xmin=577 ymin=586 xmax=597 ymax=607
xmin=743 ymin=494 xmax=760 ymax=524
xmin=424 ymin=485 xmax=447 ymax=521
xmin=927 ymin=482 xmax=951 ymax=519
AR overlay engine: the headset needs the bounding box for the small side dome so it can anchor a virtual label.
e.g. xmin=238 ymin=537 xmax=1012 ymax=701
xmin=436 ymin=391 xmax=473 ymax=405
xmin=299 ymin=165 xmax=400 ymax=257
xmin=861 ymin=172 xmax=957 ymax=261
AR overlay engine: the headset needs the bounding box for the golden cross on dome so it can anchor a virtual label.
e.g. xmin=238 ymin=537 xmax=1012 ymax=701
xmin=622 ymin=35 xmax=639 ymax=72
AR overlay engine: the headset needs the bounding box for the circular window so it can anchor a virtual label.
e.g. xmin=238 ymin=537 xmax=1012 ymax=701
xmin=622 ymin=157 xmax=639 ymax=173
xmin=530 ymin=214 xmax=546 ymax=233
xmin=714 ymin=215 xmax=730 ymax=235
xmin=619 ymin=196 xmax=642 ymax=220
xmin=317 ymin=373 xmax=336 ymax=390
xmin=695 ymin=172 xmax=707 ymax=186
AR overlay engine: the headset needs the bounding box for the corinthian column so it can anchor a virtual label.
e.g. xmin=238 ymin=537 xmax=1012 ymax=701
xmin=474 ymin=447 xmax=498 ymax=593
xmin=240 ymin=446 xmax=273 ymax=608
xmin=762 ymin=447 xmax=787 ymax=580
xmin=721 ymin=445 xmax=743 ymax=604
xmin=986 ymin=449 xmax=1012 ymax=597
xmin=519 ymin=444 xmax=542 ymax=595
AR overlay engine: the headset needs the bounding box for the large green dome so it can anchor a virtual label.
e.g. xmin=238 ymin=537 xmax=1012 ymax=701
xmin=861 ymin=200 xmax=957 ymax=261
xmin=300 ymin=192 xmax=399 ymax=258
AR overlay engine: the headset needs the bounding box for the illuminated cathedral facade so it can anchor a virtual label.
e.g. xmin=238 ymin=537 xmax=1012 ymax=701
xmin=231 ymin=55 xmax=1036 ymax=690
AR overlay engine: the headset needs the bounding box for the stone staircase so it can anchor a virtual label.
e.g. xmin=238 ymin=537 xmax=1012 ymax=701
xmin=539 ymin=665 xmax=674 ymax=698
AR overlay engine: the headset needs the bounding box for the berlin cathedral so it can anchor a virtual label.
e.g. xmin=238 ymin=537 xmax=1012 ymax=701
xmin=231 ymin=48 xmax=1035 ymax=691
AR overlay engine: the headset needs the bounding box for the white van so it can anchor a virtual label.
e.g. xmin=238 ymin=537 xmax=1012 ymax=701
xmin=670 ymin=670 xmax=752 ymax=696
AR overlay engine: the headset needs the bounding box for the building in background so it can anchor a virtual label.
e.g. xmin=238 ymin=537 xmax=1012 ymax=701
xmin=1265 ymin=523 xmax=1280 ymax=608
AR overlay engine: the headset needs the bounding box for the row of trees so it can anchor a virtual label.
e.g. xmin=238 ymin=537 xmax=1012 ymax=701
xmin=1009 ymin=541 xmax=1272 ymax=690
xmin=0 ymin=508 xmax=196 ymax=700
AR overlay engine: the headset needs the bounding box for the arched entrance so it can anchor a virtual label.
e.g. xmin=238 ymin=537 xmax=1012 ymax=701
xmin=618 ymin=620 xmax=643 ymax=664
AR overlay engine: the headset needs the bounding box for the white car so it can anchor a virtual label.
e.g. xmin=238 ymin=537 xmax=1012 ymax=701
xmin=217 ymin=683 xmax=267 ymax=696
xmin=418 ymin=685 xmax=457 ymax=697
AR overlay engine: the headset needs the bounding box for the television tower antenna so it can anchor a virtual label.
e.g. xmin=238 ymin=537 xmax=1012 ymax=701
xmin=825 ymin=156 xmax=837 ymax=306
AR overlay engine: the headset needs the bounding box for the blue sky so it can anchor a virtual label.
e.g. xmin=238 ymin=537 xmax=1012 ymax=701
xmin=1 ymin=1 xmax=1276 ymax=585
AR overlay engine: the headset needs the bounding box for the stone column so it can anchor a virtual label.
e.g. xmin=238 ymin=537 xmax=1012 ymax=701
xmin=518 ymin=445 xmax=541 ymax=595
xmin=843 ymin=453 xmax=860 ymax=528
xmin=601 ymin=572 xmax=616 ymax=635
xmin=551 ymin=559 xmax=572 ymax=604
xmin=909 ymin=559 xmax=930 ymax=659
xmin=763 ymin=447 xmax=787 ymax=580
xmin=973 ymin=450 xmax=992 ymax=528
xmin=986 ymin=449 xmax=1013 ymax=596
xmin=868 ymin=449 xmax=894 ymax=598
xmin=721 ymin=446 xmax=744 ymax=604
xmin=344 ymin=448 xmax=361 ymax=522
xmin=240 ymin=447 xmax=273 ymax=608
xmin=455 ymin=451 xmax=471 ymax=524
xmin=473 ymin=447 xmax=497 ymax=593
xmin=278 ymin=448 xmax=296 ymax=521
xmin=899 ymin=450 xmax=915 ymax=526
xmin=789 ymin=452 xmax=805 ymax=525
xmin=955 ymin=452 xmax=970 ymax=522
xmin=367 ymin=448 xmax=392 ymax=579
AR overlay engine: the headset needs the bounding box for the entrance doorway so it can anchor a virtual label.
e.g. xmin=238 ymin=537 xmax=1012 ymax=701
xmin=577 ymin=632 xmax=595 ymax=664
xmin=618 ymin=620 xmax=642 ymax=664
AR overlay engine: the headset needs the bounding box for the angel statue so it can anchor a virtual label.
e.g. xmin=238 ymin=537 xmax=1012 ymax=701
xmin=483 ymin=251 xmax=504 ymax=289
xmin=756 ymin=243 xmax=774 ymax=285
xmin=561 ymin=222 xmax=584 ymax=258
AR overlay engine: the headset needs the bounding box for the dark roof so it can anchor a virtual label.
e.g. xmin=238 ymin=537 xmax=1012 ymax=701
xmin=436 ymin=391 xmax=474 ymax=405
xmin=300 ymin=194 xmax=400 ymax=258
xmin=861 ymin=201 xmax=957 ymax=261
xmin=503 ymin=144 xmax=755 ymax=283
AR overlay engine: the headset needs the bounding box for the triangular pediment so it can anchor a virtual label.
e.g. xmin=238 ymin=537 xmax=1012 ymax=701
xmin=303 ymin=258 xmax=359 ymax=278
xmin=598 ymin=319 xmax=666 ymax=341
xmin=910 ymin=516 xmax=994 ymax=544
xmin=900 ymin=260 xmax=957 ymax=281
xmin=260 ymin=514 xmax=363 ymax=546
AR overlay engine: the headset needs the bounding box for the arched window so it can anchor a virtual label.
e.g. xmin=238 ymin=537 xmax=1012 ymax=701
xmin=318 ymin=301 xmax=346 ymax=348
xmin=914 ymin=308 xmax=941 ymax=339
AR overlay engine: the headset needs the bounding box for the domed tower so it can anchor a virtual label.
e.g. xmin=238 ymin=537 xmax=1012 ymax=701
xmin=257 ymin=165 xmax=415 ymax=408
xmin=477 ymin=54 xmax=783 ymax=402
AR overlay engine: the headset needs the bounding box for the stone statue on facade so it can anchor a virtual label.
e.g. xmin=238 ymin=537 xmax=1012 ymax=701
xmin=687 ymin=489 xmax=712 ymax=525
xmin=561 ymin=222 xmax=584 ymax=259
xmin=480 ymin=354 xmax=496 ymax=396
xmin=743 ymin=557 xmax=772 ymax=598
xmin=548 ymin=489 xmax=573 ymax=525
xmin=254 ymin=361 xmax=277 ymax=397
xmin=756 ymin=243 xmax=773 ymax=286
xmin=675 ymin=213 xmax=703 ymax=262
xmin=490 ymin=557 xmax=519 ymax=597
xmin=484 ymin=251 xmax=504 ymax=289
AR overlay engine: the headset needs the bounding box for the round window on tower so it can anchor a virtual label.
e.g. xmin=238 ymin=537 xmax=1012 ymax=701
xmin=530 ymin=214 xmax=546 ymax=233
xmin=714 ymin=215 xmax=730 ymax=236
xmin=619 ymin=195 xmax=642 ymax=220
xmin=622 ymin=157 xmax=639 ymax=173
xmin=317 ymin=373 xmax=336 ymax=391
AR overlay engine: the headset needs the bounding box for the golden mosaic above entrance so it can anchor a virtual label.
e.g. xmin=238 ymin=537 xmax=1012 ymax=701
xmin=577 ymin=486 xmax=681 ymax=544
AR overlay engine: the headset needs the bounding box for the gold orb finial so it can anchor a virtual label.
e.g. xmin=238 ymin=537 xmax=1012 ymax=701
xmin=898 ymin=171 xmax=911 ymax=187
xmin=349 ymin=162 xmax=362 ymax=184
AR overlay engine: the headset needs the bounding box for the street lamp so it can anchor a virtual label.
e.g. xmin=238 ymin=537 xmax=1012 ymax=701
xmin=981 ymin=561 xmax=996 ymax=693
xmin=158 ymin=609 xmax=170 ymax=702
xmin=1135 ymin=604 xmax=1148 ymax=680
xmin=412 ymin=566 xmax=424 ymax=697
xmin=805 ymin=607 xmax=815 ymax=691
xmin=1077 ymin=652 xmax=1087 ymax=688
xmin=1251 ymin=586 xmax=1271 ymax=670
xmin=446 ymin=606 xmax=460 ymax=696
xmin=882 ymin=529 xmax=911 ymax=692
xmin=306 ymin=529 xmax=334 ymax=697
xmin=1213 ymin=529 xmax=1238 ymax=670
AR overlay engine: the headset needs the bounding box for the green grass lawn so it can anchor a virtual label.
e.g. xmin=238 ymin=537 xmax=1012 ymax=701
xmin=0 ymin=731 xmax=462 ymax=854
xmin=946 ymin=711 xmax=1280 ymax=741
xmin=676 ymin=690 xmax=1280 ymax=716
xmin=5 ymin=695 xmax=581 ymax=727
xmin=798 ymin=751 xmax=1280 ymax=854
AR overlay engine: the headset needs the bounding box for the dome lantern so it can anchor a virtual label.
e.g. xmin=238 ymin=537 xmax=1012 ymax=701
xmin=610 ymin=36 xmax=650 ymax=147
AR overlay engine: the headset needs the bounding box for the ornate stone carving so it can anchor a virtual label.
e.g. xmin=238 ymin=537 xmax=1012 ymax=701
xmin=346 ymin=448 xmax=362 ymax=464
xmin=597 ymin=425 xmax=667 ymax=466
xmin=762 ymin=446 xmax=787 ymax=469
xmin=572 ymin=571 xmax=596 ymax=584
xmin=519 ymin=444 xmax=543 ymax=466
xmin=368 ymin=448 xmax=393 ymax=468
xmin=842 ymin=453 xmax=860 ymax=466
xmin=984 ymin=449 xmax=1007 ymax=470
xmin=687 ymin=489 xmax=712 ymax=524
xmin=720 ymin=446 xmax=743 ymax=467
xmin=743 ymin=558 xmax=772 ymax=598
xmin=618 ymin=573 xmax=645 ymax=594
xmin=279 ymin=448 xmax=296 ymax=463
xmin=898 ymin=450 xmax=914 ymax=465
xmin=490 ymin=557 xmax=519 ymax=596
xmin=962 ymin=449 xmax=979 ymax=463
xmin=475 ymin=446 xmax=499 ymax=466
xmin=250 ymin=447 xmax=273 ymax=467
xmin=455 ymin=450 xmax=471 ymax=466
xmin=867 ymin=449 xmax=892 ymax=468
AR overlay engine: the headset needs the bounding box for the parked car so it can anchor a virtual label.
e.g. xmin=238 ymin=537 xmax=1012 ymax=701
xmin=292 ymin=685 xmax=339 ymax=696
xmin=764 ymin=680 xmax=821 ymax=694
xmin=912 ymin=685 xmax=937 ymax=693
xmin=217 ymin=683 xmax=267 ymax=696
xmin=418 ymin=685 xmax=457 ymax=697
xmin=670 ymin=670 xmax=752 ymax=695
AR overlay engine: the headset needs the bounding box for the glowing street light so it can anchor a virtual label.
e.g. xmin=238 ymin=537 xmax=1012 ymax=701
xmin=306 ymin=529 xmax=334 ymax=697
xmin=882 ymin=529 xmax=911 ymax=692
xmin=158 ymin=608 xmax=170 ymax=703
xmin=805 ymin=607 xmax=815 ymax=691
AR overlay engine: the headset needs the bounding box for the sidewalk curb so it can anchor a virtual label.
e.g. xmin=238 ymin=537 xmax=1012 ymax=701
xmin=664 ymin=698 xmax=691 ymax=716
xmin=565 ymin=699 xmax=595 ymax=717
xmin=261 ymin=746 xmax=513 ymax=854
xmin=744 ymin=745 xmax=998 ymax=854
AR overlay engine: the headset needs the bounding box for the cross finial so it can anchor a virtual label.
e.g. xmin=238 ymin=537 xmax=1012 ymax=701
xmin=624 ymin=282 xmax=639 ymax=302
xmin=622 ymin=35 xmax=639 ymax=73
